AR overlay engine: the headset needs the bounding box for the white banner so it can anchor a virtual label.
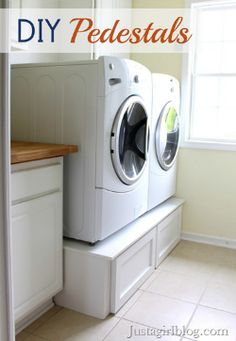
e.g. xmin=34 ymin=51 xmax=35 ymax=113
xmin=1 ymin=8 xmax=196 ymax=53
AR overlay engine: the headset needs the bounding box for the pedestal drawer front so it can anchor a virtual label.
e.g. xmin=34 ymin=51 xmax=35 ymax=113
xmin=111 ymin=229 xmax=156 ymax=313
xmin=156 ymin=207 xmax=182 ymax=267
xmin=12 ymin=163 xmax=62 ymax=202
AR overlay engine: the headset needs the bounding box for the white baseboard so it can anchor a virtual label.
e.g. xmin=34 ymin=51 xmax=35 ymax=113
xmin=15 ymin=299 xmax=54 ymax=335
xmin=181 ymin=232 xmax=236 ymax=250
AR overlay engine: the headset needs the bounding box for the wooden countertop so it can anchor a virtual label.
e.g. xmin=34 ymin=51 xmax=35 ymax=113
xmin=11 ymin=141 xmax=78 ymax=164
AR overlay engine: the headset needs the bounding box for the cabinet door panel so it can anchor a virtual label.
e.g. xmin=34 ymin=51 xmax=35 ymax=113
xmin=111 ymin=229 xmax=156 ymax=313
xmin=156 ymin=208 xmax=182 ymax=267
xmin=12 ymin=192 xmax=63 ymax=321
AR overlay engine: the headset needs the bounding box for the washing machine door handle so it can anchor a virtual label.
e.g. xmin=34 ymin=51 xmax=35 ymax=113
xmin=145 ymin=124 xmax=150 ymax=161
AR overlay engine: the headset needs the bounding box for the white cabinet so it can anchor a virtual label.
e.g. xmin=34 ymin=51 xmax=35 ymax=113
xmin=156 ymin=207 xmax=182 ymax=267
xmin=11 ymin=158 xmax=63 ymax=323
xmin=56 ymin=247 xmax=111 ymax=319
xmin=55 ymin=228 xmax=156 ymax=319
xmin=55 ymin=198 xmax=184 ymax=319
xmin=111 ymin=229 xmax=156 ymax=313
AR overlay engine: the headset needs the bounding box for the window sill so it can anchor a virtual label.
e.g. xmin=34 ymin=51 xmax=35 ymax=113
xmin=180 ymin=139 xmax=236 ymax=152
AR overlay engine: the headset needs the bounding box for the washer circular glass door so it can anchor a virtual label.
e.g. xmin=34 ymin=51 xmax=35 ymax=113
xmin=111 ymin=96 xmax=149 ymax=185
xmin=156 ymin=101 xmax=180 ymax=171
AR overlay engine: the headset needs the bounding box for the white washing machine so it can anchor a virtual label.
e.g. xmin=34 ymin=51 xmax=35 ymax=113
xmin=11 ymin=57 xmax=152 ymax=243
xmin=148 ymin=73 xmax=180 ymax=211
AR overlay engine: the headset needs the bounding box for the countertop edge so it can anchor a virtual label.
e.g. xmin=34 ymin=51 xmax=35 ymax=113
xmin=11 ymin=141 xmax=78 ymax=165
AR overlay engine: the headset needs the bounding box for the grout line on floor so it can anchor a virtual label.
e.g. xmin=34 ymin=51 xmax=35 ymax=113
xmin=116 ymin=289 xmax=146 ymax=318
xmin=138 ymin=289 xmax=200 ymax=306
xmin=101 ymin=316 xmax=121 ymax=341
xmin=121 ymin=316 xmax=167 ymax=331
xmin=156 ymin=267 xmax=216 ymax=279
xmin=179 ymin=264 xmax=216 ymax=341
xmin=198 ymin=303 xmax=236 ymax=316
xmin=158 ymin=266 xmax=217 ymax=280
xmin=102 ymin=290 xmax=147 ymax=340
xmin=121 ymin=314 xmax=196 ymax=336
xmin=139 ymin=277 xmax=156 ymax=291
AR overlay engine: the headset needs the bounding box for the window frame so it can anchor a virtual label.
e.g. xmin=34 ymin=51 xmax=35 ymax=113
xmin=181 ymin=0 xmax=236 ymax=151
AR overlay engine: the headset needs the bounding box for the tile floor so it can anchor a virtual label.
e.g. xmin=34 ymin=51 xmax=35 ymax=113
xmin=16 ymin=241 xmax=236 ymax=341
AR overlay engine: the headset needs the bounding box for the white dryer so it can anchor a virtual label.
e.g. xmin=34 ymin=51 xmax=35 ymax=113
xmin=148 ymin=73 xmax=180 ymax=211
xmin=11 ymin=57 xmax=152 ymax=243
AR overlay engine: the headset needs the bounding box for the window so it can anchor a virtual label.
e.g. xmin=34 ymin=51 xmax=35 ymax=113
xmin=183 ymin=0 xmax=236 ymax=149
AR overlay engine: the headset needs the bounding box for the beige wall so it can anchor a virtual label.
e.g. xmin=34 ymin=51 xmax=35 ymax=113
xmin=177 ymin=149 xmax=236 ymax=240
xmin=131 ymin=53 xmax=183 ymax=80
xmin=132 ymin=0 xmax=236 ymax=241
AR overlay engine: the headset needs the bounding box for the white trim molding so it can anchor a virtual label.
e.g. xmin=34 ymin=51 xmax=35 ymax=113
xmin=0 ymin=22 xmax=15 ymax=341
xmin=0 ymin=2 xmax=15 ymax=340
xmin=181 ymin=0 xmax=236 ymax=152
xmin=180 ymin=140 xmax=236 ymax=152
xmin=181 ymin=232 xmax=236 ymax=250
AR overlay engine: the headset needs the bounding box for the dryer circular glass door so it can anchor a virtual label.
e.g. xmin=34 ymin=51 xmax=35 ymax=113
xmin=156 ymin=101 xmax=180 ymax=171
xmin=111 ymin=96 xmax=149 ymax=185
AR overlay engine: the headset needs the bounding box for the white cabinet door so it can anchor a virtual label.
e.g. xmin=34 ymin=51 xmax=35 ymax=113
xmin=111 ymin=229 xmax=156 ymax=313
xmin=12 ymin=192 xmax=63 ymax=322
xmin=156 ymin=208 xmax=182 ymax=267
